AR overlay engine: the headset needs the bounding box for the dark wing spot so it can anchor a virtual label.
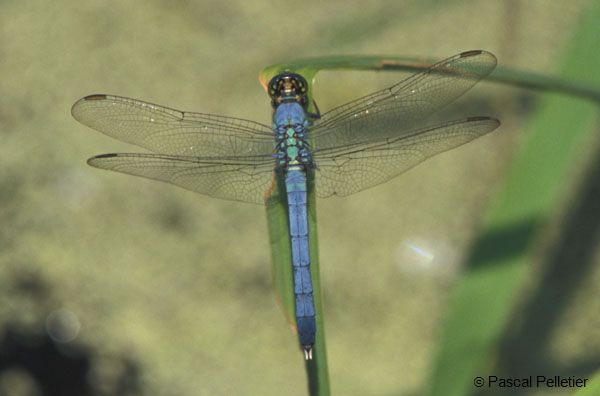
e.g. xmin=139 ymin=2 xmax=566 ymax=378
xmin=459 ymin=50 xmax=484 ymax=58
xmin=83 ymin=94 xmax=107 ymax=101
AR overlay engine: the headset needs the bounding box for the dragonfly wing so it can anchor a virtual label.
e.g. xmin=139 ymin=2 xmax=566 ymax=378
xmin=312 ymin=117 xmax=500 ymax=198
xmin=72 ymin=94 xmax=274 ymax=157
xmin=312 ymin=50 xmax=497 ymax=149
xmin=88 ymin=153 xmax=277 ymax=205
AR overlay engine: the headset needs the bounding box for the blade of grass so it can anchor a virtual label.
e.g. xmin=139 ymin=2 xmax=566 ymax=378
xmin=426 ymin=2 xmax=600 ymax=395
xmin=260 ymin=52 xmax=600 ymax=105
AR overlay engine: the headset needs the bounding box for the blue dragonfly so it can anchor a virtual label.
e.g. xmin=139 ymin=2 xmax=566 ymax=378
xmin=72 ymin=50 xmax=500 ymax=360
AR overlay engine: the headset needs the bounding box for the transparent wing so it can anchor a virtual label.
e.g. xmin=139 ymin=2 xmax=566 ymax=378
xmin=313 ymin=117 xmax=500 ymax=197
xmin=72 ymin=94 xmax=274 ymax=157
xmin=312 ymin=50 xmax=497 ymax=150
xmin=88 ymin=153 xmax=277 ymax=205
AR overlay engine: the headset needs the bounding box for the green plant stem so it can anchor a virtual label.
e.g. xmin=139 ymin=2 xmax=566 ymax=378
xmin=260 ymin=54 xmax=600 ymax=105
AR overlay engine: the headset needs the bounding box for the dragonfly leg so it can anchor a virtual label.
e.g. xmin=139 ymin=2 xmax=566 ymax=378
xmin=307 ymin=99 xmax=321 ymax=120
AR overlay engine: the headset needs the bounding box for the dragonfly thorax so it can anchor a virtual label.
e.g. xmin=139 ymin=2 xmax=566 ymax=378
xmin=273 ymin=102 xmax=312 ymax=169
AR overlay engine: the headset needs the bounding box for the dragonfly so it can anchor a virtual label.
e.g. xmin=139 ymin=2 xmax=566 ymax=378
xmin=72 ymin=50 xmax=500 ymax=360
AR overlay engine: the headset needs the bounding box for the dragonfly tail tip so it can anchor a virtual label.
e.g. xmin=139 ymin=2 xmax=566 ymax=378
xmin=303 ymin=346 xmax=313 ymax=360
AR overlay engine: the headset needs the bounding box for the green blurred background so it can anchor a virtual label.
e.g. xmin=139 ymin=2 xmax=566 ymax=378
xmin=1 ymin=1 xmax=599 ymax=395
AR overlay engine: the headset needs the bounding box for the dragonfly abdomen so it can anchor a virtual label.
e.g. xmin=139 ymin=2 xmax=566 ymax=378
xmin=286 ymin=168 xmax=316 ymax=359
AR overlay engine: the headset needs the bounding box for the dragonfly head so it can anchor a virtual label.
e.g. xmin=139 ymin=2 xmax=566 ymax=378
xmin=268 ymin=73 xmax=309 ymax=109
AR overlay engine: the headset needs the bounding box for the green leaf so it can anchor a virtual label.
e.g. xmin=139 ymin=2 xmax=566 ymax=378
xmin=426 ymin=3 xmax=600 ymax=396
xmin=260 ymin=54 xmax=600 ymax=106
